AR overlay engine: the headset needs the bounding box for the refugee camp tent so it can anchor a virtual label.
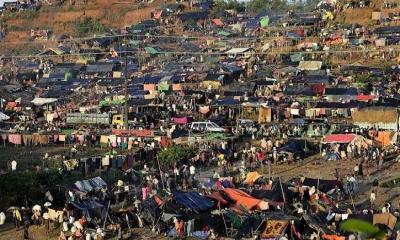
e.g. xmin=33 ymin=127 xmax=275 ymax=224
xmin=352 ymin=107 xmax=399 ymax=130
xmin=223 ymin=188 xmax=269 ymax=210
xmin=31 ymin=97 xmax=58 ymax=106
xmin=173 ymin=191 xmax=214 ymax=212
xmin=243 ymin=172 xmax=263 ymax=185
xmin=302 ymin=177 xmax=342 ymax=193
xmin=0 ymin=112 xmax=10 ymax=121
xmin=71 ymin=198 xmax=106 ymax=219
xmin=258 ymin=106 xmax=272 ymax=123
xmin=298 ymin=61 xmax=322 ymax=71
xmin=74 ymin=177 xmax=107 ymax=192
xmin=374 ymin=131 xmax=397 ymax=147
xmin=323 ymin=134 xmax=357 ymax=144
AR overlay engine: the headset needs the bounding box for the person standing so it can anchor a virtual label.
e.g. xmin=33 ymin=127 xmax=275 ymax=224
xmin=12 ymin=208 xmax=22 ymax=230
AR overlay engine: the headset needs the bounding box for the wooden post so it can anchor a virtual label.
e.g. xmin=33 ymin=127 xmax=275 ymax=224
xmin=279 ymin=177 xmax=286 ymax=207
xmin=102 ymin=200 xmax=111 ymax=229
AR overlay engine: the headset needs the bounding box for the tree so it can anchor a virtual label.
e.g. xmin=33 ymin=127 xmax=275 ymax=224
xmin=213 ymin=0 xmax=246 ymax=13
xmin=74 ymin=17 xmax=105 ymax=36
xmin=246 ymin=0 xmax=288 ymax=13
xmin=157 ymin=145 xmax=196 ymax=168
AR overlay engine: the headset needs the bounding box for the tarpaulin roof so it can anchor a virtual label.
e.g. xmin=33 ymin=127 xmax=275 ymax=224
xmin=223 ymin=188 xmax=267 ymax=210
xmin=325 ymin=87 xmax=358 ymax=95
xmin=323 ymin=134 xmax=357 ymax=143
xmin=173 ymin=191 xmax=214 ymax=212
xmin=144 ymin=47 xmax=159 ymax=54
xmin=71 ymin=198 xmax=106 ymax=219
xmin=356 ymin=94 xmax=374 ymax=102
xmin=211 ymin=98 xmax=240 ymax=106
xmin=260 ymin=16 xmax=269 ymax=28
xmin=243 ymin=172 xmax=263 ymax=185
xmin=177 ymin=11 xmax=209 ymax=21
xmin=86 ymin=64 xmax=114 ymax=73
xmin=74 ymin=176 xmax=107 ymax=192
xmin=0 ymin=112 xmax=10 ymax=121
xmin=212 ymin=18 xmax=223 ymax=26
xmin=218 ymin=31 xmax=232 ymax=37
xmin=302 ymin=178 xmax=342 ymax=193
xmin=298 ymin=61 xmax=322 ymax=71
xmin=206 ymin=191 xmax=229 ymax=206
xmin=352 ymin=107 xmax=398 ymax=124
xmin=225 ymin=48 xmax=251 ymax=54
xmin=31 ymin=97 xmax=58 ymax=106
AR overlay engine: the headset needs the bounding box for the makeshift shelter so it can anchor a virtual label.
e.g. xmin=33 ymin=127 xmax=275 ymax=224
xmin=225 ymin=48 xmax=253 ymax=58
xmin=0 ymin=112 xmax=10 ymax=121
xmin=301 ymin=177 xmax=342 ymax=193
xmin=173 ymin=191 xmax=214 ymax=212
xmin=71 ymin=199 xmax=106 ymax=220
xmin=74 ymin=177 xmax=107 ymax=192
xmin=243 ymin=172 xmax=263 ymax=186
xmin=258 ymin=106 xmax=272 ymax=123
xmin=374 ymin=131 xmax=397 ymax=147
xmin=373 ymin=213 xmax=397 ymax=230
xmin=323 ymin=134 xmax=357 ymax=144
xmin=223 ymin=188 xmax=268 ymax=210
xmin=298 ymin=61 xmax=322 ymax=71
xmin=31 ymin=98 xmax=58 ymax=106
xmin=352 ymin=107 xmax=399 ymax=130
xmin=323 ymin=134 xmax=372 ymax=148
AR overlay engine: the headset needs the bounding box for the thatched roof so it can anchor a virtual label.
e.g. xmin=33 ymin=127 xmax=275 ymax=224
xmin=352 ymin=107 xmax=398 ymax=123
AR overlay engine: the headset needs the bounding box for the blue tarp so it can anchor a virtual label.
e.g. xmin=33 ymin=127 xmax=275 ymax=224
xmin=142 ymin=75 xmax=163 ymax=84
xmin=177 ymin=11 xmax=209 ymax=21
xmin=71 ymin=198 xmax=106 ymax=219
xmin=74 ymin=177 xmax=107 ymax=192
xmin=278 ymin=140 xmax=305 ymax=154
xmin=173 ymin=191 xmax=214 ymax=212
xmin=211 ymin=98 xmax=240 ymax=106
xmin=245 ymin=19 xmax=259 ymax=29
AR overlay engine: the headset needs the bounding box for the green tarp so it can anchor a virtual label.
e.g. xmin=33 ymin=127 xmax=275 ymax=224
xmin=157 ymin=81 xmax=170 ymax=92
xmin=99 ymin=99 xmax=125 ymax=107
xmin=290 ymin=53 xmax=303 ymax=62
xmin=218 ymin=31 xmax=232 ymax=37
xmin=145 ymin=47 xmax=159 ymax=54
xmin=260 ymin=16 xmax=269 ymax=28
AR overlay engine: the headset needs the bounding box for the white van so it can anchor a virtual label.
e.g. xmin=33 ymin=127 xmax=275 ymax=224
xmin=189 ymin=121 xmax=226 ymax=133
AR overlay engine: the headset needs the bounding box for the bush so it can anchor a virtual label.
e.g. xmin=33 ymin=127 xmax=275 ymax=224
xmin=74 ymin=17 xmax=105 ymax=36
xmin=157 ymin=145 xmax=197 ymax=168
xmin=213 ymin=0 xmax=245 ymax=13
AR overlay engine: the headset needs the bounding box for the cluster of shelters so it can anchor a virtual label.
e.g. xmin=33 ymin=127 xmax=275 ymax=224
xmin=0 ymin=0 xmax=400 ymax=239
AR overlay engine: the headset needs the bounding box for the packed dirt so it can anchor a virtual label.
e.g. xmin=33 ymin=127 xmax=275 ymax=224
xmin=0 ymin=0 xmax=176 ymax=52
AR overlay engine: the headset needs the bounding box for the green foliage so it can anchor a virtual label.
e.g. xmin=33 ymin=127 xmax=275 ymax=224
xmin=246 ymin=0 xmax=288 ymax=13
xmin=0 ymin=171 xmax=81 ymax=209
xmin=213 ymin=0 xmax=246 ymax=13
xmin=10 ymin=45 xmax=41 ymax=56
xmin=355 ymin=73 xmax=371 ymax=83
xmin=17 ymin=9 xmax=39 ymax=19
xmin=157 ymin=145 xmax=197 ymax=168
xmin=74 ymin=17 xmax=105 ymax=36
xmin=340 ymin=219 xmax=385 ymax=239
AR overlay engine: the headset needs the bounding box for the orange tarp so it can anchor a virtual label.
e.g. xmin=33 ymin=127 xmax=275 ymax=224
xmin=243 ymin=172 xmax=263 ymax=185
xmin=374 ymin=131 xmax=394 ymax=147
xmin=143 ymin=84 xmax=156 ymax=91
xmin=322 ymin=234 xmax=345 ymax=240
xmin=212 ymin=18 xmax=223 ymax=26
xmin=223 ymin=188 xmax=266 ymax=210
xmin=172 ymin=83 xmax=182 ymax=91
